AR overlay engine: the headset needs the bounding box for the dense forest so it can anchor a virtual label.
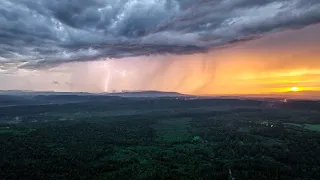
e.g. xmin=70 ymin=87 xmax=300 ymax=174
xmin=1 ymin=95 xmax=319 ymax=179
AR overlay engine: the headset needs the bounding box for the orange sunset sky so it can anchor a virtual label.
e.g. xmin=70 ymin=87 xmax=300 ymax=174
xmin=1 ymin=24 xmax=320 ymax=99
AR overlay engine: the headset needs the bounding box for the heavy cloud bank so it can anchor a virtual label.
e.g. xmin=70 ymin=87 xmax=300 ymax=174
xmin=1 ymin=0 xmax=320 ymax=69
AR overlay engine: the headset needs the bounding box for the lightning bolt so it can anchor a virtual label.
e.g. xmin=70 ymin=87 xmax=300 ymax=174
xmin=103 ymin=61 xmax=128 ymax=92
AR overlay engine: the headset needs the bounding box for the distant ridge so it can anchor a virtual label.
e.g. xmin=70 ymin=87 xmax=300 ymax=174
xmin=1 ymin=90 xmax=318 ymax=100
xmin=199 ymin=91 xmax=320 ymax=101
xmin=0 ymin=90 xmax=190 ymax=98
xmin=0 ymin=90 xmax=193 ymax=107
xmin=0 ymin=90 xmax=93 ymax=96
xmin=102 ymin=90 xmax=190 ymax=97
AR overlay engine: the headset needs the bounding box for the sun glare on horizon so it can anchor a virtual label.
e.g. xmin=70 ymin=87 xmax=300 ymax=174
xmin=290 ymin=87 xmax=300 ymax=92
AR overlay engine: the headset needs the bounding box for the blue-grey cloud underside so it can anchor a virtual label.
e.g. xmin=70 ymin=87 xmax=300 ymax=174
xmin=1 ymin=0 xmax=320 ymax=68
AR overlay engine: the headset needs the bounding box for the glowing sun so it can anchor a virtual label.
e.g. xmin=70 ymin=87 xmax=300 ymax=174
xmin=290 ymin=87 xmax=299 ymax=92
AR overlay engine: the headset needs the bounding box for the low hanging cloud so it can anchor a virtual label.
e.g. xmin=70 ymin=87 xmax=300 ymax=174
xmin=1 ymin=0 xmax=320 ymax=69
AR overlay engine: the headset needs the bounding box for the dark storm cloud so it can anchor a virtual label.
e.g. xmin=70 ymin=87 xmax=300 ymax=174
xmin=1 ymin=0 xmax=320 ymax=68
